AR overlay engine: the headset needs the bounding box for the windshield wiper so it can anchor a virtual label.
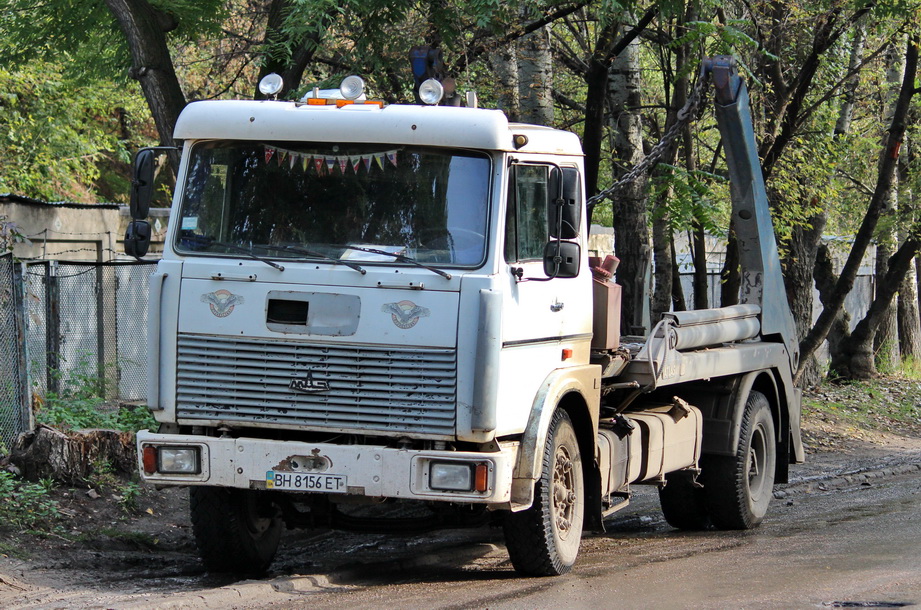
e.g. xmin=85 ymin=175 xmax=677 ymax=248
xmin=183 ymin=236 xmax=285 ymax=271
xmin=266 ymin=244 xmax=366 ymax=275
xmin=343 ymin=246 xmax=452 ymax=280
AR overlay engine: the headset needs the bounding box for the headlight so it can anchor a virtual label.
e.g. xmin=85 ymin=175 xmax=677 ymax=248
xmin=157 ymin=446 xmax=201 ymax=474
xmin=429 ymin=461 xmax=474 ymax=491
xmin=418 ymin=78 xmax=444 ymax=105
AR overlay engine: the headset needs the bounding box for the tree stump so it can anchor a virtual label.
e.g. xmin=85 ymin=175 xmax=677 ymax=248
xmin=8 ymin=425 xmax=137 ymax=485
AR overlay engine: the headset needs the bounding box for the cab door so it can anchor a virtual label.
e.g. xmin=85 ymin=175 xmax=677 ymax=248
xmin=494 ymin=161 xmax=593 ymax=435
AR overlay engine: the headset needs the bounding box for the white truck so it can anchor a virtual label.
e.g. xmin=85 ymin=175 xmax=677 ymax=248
xmin=127 ymin=56 xmax=803 ymax=577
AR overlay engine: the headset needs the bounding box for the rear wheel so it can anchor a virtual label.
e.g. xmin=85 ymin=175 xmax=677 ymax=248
xmin=702 ymin=391 xmax=776 ymax=529
xmin=658 ymin=470 xmax=710 ymax=530
xmin=504 ymin=409 xmax=584 ymax=576
xmin=189 ymin=486 xmax=283 ymax=574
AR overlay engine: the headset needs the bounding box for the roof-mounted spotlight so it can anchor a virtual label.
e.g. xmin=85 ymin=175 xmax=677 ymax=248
xmin=419 ymin=78 xmax=444 ymax=105
xmin=258 ymin=73 xmax=284 ymax=99
xmin=339 ymin=75 xmax=365 ymax=101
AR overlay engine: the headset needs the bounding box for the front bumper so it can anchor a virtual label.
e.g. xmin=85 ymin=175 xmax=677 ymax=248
xmin=136 ymin=430 xmax=518 ymax=505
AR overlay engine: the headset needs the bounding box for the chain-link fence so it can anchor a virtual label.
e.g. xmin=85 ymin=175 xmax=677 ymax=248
xmin=23 ymin=260 xmax=158 ymax=405
xmin=0 ymin=254 xmax=29 ymax=448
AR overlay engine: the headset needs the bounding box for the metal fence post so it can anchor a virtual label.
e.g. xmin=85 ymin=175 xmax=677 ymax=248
xmin=45 ymin=260 xmax=60 ymax=395
xmin=13 ymin=262 xmax=32 ymax=434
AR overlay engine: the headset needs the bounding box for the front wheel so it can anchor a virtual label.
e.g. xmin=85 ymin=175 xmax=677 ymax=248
xmin=504 ymin=409 xmax=584 ymax=576
xmin=702 ymin=390 xmax=776 ymax=529
xmin=189 ymin=487 xmax=284 ymax=574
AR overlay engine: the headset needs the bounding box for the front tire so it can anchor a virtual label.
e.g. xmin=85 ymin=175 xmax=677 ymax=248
xmin=189 ymin=487 xmax=283 ymax=574
xmin=504 ymin=409 xmax=584 ymax=576
xmin=702 ymin=390 xmax=776 ymax=529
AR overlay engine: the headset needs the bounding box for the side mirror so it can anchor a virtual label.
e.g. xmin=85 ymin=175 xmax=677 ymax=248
xmin=124 ymin=220 xmax=151 ymax=258
xmin=543 ymin=240 xmax=581 ymax=279
xmin=547 ymin=167 xmax=582 ymax=240
xmin=130 ymin=149 xmax=155 ymax=220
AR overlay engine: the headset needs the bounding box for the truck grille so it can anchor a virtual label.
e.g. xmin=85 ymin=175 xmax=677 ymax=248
xmin=175 ymin=335 xmax=457 ymax=437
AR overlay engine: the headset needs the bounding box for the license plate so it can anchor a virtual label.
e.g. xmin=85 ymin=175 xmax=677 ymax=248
xmin=266 ymin=470 xmax=347 ymax=493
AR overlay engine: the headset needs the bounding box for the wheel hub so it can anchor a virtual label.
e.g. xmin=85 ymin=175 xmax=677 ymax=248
xmin=553 ymin=448 xmax=575 ymax=535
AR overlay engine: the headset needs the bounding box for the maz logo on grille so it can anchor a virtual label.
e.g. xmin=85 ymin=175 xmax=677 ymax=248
xmin=288 ymin=371 xmax=330 ymax=394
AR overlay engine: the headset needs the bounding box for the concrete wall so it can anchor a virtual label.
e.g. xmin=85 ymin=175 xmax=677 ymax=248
xmin=1 ymin=197 xmax=168 ymax=261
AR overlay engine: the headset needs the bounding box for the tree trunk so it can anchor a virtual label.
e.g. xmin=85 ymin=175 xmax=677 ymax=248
xmin=104 ymin=0 xmax=187 ymax=173
xmin=651 ymin=7 xmax=689 ymax=321
xmin=609 ymin=20 xmax=650 ymax=335
xmin=517 ymin=6 xmax=553 ymax=126
xmin=898 ymin=146 xmax=921 ymax=357
xmin=873 ymin=238 xmax=899 ymax=370
xmin=815 ymin=245 xmax=852 ymax=380
xmin=580 ymin=8 xmax=655 ymax=197
xmin=784 ymin=208 xmax=826 ymax=386
xmin=835 ymin=238 xmax=921 ymax=379
xmin=490 ymin=43 xmax=520 ymax=121
xmin=670 ymin=238 xmax=687 ymax=311
xmin=10 ymin=425 xmax=137 ymax=485
xmin=898 ymin=258 xmax=921 ymax=357
xmin=720 ymin=226 xmax=740 ymax=306
xmin=255 ymin=0 xmax=331 ymax=100
xmin=871 ymin=40 xmax=907 ymax=371
xmin=833 ymin=17 xmax=866 ymax=137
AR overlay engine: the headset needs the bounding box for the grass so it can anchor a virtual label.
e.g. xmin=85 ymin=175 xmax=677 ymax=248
xmin=803 ymin=370 xmax=921 ymax=435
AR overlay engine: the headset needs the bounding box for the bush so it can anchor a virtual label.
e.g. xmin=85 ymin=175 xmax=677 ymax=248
xmin=36 ymin=363 xmax=155 ymax=433
xmin=0 ymin=472 xmax=60 ymax=531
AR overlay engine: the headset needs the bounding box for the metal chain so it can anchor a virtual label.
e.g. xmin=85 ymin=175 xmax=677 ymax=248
xmin=587 ymin=64 xmax=711 ymax=207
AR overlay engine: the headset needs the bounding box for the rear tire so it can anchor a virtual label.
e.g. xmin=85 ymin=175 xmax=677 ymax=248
xmin=658 ymin=470 xmax=710 ymax=530
xmin=504 ymin=409 xmax=584 ymax=576
xmin=189 ymin=486 xmax=283 ymax=574
xmin=702 ymin=391 xmax=776 ymax=530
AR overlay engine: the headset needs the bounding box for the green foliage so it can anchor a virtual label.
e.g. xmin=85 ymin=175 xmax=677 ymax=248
xmin=0 ymin=215 xmax=27 ymax=254
xmin=0 ymin=0 xmax=226 ymax=83
xmin=115 ymin=481 xmax=142 ymax=514
xmin=650 ymin=163 xmax=729 ymax=237
xmin=0 ymin=63 xmax=148 ymax=201
xmin=36 ymin=363 xmax=155 ymax=433
xmin=0 ymin=471 xmax=61 ymax=531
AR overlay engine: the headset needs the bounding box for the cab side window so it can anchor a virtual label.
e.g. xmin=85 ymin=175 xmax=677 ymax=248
xmin=504 ymin=165 xmax=550 ymax=263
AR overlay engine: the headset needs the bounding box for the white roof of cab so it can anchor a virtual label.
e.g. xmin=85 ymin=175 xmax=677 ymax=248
xmin=173 ymin=100 xmax=583 ymax=156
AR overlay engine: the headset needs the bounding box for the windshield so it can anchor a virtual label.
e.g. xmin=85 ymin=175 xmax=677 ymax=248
xmin=174 ymin=141 xmax=491 ymax=268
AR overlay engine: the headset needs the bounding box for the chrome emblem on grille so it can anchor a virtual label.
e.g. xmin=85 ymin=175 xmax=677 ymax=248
xmin=289 ymin=371 xmax=329 ymax=393
xmin=382 ymin=300 xmax=430 ymax=329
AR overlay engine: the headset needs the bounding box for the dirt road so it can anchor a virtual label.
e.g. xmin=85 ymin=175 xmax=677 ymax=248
xmin=1 ymin=416 xmax=921 ymax=608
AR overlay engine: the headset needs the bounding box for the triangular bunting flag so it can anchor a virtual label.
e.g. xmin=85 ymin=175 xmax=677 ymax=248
xmin=289 ymin=152 xmax=298 ymax=169
xmin=363 ymin=155 xmax=373 ymax=171
xmin=314 ymin=157 xmax=324 ymax=174
xmin=278 ymin=149 xmax=288 ymax=166
xmin=338 ymin=156 xmax=348 ymax=173
xmin=374 ymin=153 xmax=384 ymax=169
xmin=264 ymin=147 xmax=275 ymax=164
xmin=351 ymin=156 xmax=362 ymax=173
xmin=302 ymin=154 xmax=310 ymax=171
xmin=326 ymin=156 xmax=336 ymax=173
xmin=386 ymin=151 xmax=398 ymax=167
